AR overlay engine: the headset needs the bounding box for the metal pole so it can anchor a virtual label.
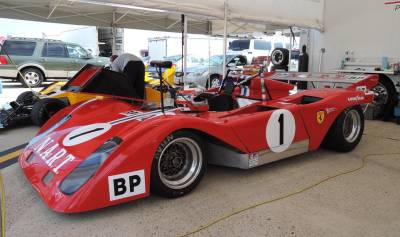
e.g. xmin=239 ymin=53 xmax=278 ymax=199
xmin=288 ymin=27 xmax=294 ymax=72
xmin=183 ymin=15 xmax=188 ymax=83
xmin=181 ymin=14 xmax=184 ymax=85
xmin=112 ymin=11 xmax=116 ymax=55
xmin=222 ymin=1 xmax=228 ymax=76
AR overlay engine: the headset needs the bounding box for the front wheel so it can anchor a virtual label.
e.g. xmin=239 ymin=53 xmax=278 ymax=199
xmin=16 ymin=91 xmax=39 ymax=105
xmin=151 ymin=131 xmax=206 ymax=198
xmin=19 ymin=68 xmax=44 ymax=88
xmin=322 ymin=106 xmax=364 ymax=152
xmin=31 ymin=98 xmax=67 ymax=126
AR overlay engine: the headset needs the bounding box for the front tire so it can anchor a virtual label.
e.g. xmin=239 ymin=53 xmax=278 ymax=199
xmin=322 ymin=106 xmax=364 ymax=152
xmin=16 ymin=91 xmax=39 ymax=105
xmin=31 ymin=98 xmax=67 ymax=126
xmin=151 ymin=131 xmax=206 ymax=198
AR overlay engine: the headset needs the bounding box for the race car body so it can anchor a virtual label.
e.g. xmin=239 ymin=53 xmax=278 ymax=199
xmin=19 ymin=69 xmax=378 ymax=213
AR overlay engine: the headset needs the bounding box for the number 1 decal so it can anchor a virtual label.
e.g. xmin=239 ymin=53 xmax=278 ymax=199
xmin=266 ymin=109 xmax=296 ymax=153
xmin=278 ymin=113 xmax=284 ymax=145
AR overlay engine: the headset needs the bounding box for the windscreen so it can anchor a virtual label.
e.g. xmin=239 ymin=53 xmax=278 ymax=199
xmin=82 ymin=69 xmax=137 ymax=98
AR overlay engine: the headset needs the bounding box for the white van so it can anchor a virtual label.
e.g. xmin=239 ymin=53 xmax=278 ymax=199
xmin=228 ymin=39 xmax=289 ymax=63
xmin=228 ymin=39 xmax=273 ymax=63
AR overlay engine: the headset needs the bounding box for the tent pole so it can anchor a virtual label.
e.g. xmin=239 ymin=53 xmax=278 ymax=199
xmin=183 ymin=15 xmax=188 ymax=84
xmin=181 ymin=14 xmax=184 ymax=85
xmin=112 ymin=11 xmax=116 ymax=55
xmin=222 ymin=1 xmax=228 ymax=76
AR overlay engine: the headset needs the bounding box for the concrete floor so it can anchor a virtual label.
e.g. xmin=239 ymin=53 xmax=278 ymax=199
xmin=1 ymin=121 xmax=400 ymax=237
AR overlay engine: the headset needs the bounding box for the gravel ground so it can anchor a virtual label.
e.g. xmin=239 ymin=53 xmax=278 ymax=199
xmin=1 ymin=120 xmax=400 ymax=237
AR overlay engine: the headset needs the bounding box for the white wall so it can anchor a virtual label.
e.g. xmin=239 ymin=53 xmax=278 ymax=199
xmin=124 ymin=29 xmax=224 ymax=59
xmin=0 ymin=18 xmax=99 ymax=56
xmin=309 ymin=0 xmax=400 ymax=72
xmin=59 ymin=27 xmax=99 ymax=56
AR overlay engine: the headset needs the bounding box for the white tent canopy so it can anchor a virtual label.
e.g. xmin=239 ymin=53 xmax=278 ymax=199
xmin=0 ymin=0 xmax=325 ymax=35
xmin=114 ymin=0 xmax=325 ymax=33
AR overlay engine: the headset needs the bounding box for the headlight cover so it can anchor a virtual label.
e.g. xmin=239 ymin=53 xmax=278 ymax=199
xmin=59 ymin=137 xmax=122 ymax=195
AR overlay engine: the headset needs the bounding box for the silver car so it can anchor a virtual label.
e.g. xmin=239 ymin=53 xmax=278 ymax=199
xmin=175 ymin=54 xmax=247 ymax=88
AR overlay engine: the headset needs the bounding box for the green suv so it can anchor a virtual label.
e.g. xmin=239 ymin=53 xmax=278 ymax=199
xmin=0 ymin=37 xmax=110 ymax=87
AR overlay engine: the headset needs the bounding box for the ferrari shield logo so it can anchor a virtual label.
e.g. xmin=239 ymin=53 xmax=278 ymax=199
xmin=316 ymin=111 xmax=326 ymax=124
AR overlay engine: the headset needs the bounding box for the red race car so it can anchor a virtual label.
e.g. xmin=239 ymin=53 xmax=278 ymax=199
xmin=19 ymin=63 xmax=378 ymax=213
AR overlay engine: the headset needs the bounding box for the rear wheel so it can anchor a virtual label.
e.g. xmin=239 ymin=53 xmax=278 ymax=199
xmin=372 ymin=76 xmax=396 ymax=120
xmin=322 ymin=106 xmax=364 ymax=152
xmin=151 ymin=131 xmax=206 ymax=198
xmin=31 ymin=98 xmax=67 ymax=126
xmin=19 ymin=68 xmax=44 ymax=88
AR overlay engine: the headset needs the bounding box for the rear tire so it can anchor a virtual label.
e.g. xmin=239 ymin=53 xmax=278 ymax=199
xmin=19 ymin=68 xmax=44 ymax=88
xmin=31 ymin=98 xmax=67 ymax=126
xmin=372 ymin=76 xmax=396 ymax=120
xmin=322 ymin=106 xmax=364 ymax=152
xmin=151 ymin=131 xmax=206 ymax=198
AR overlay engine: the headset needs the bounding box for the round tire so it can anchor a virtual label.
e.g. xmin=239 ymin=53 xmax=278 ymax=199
xmin=322 ymin=106 xmax=364 ymax=152
xmin=151 ymin=131 xmax=206 ymax=198
xmin=271 ymin=48 xmax=289 ymax=70
xmin=372 ymin=76 xmax=396 ymax=120
xmin=16 ymin=91 xmax=39 ymax=105
xmin=31 ymin=98 xmax=67 ymax=126
xmin=19 ymin=68 xmax=44 ymax=88
xmin=207 ymin=75 xmax=222 ymax=89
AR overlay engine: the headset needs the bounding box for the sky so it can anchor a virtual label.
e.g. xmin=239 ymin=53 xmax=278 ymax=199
xmin=0 ymin=18 xmax=86 ymax=38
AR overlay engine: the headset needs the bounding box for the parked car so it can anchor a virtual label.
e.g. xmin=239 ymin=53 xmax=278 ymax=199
xmin=175 ymin=54 xmax=247 ymax=88
xmin=0 ymin=37 xmax=110 ymax=87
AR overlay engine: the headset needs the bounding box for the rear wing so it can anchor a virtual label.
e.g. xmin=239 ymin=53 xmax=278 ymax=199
xmin=268 ymin=72 xmax=379 ymax=91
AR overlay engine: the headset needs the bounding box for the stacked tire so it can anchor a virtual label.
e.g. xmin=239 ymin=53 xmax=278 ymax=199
xmin=271 ymin=48 xmax=289 ymax=71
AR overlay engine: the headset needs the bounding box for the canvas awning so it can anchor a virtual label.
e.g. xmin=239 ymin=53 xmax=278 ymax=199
xmin=0 ymin=0 xmax=325 ymax=35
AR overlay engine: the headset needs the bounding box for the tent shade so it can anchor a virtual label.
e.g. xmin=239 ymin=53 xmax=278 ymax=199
xmin=0 ymin=0 xmax=211 ymax=34
xmin=0 ymin=0 xmax=324 ymax=34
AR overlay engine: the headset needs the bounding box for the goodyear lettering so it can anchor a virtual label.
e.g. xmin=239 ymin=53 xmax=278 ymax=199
xmin=347 ymin=95 xmax=365 ymax=102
